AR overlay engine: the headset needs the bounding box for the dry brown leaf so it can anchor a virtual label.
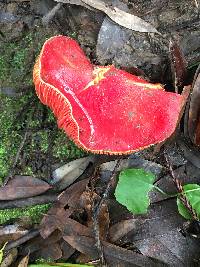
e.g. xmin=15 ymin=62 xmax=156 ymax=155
xmin=17 ymin=255 xmax=29 ymax=267
xmin=63 ymin=218 xmax=93 ymax=237
xmin=60 ymin=240 xmax=76 ymax=260
xmin=0 ymin=176 xmax=51 ymax=200
xmin=40 ymin=179 xmax=90 ymax=238
xmin=33 ymin=243 xmax=62 ymax=261
xmin=63 ymin=235 xmax=163 ymax=266
xmin=58 ymin=178 xmax=90 ymax=208
xmin=52 ymin=156 xmax=93 ymax=190
xmin=40 ymin=204 xmax=72 ymax=238
xmin=22 ymin=230 xmax=62 ymax=255
xmin=81 ymin=0 xmax=159 ymax=33
xmin=109 ymin=219 xmax=137 ymax=243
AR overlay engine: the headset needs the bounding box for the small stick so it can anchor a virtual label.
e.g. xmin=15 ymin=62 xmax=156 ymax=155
xmin=93 ymin=158 xmax=122 ymax=266
xmin=165 ymin=154 xmax=198 ymax=220
xmin=3 ymin=130 xmax=29 ymax=185
xmin=4 ymin=229 xmax=39 ymax=251
xmin=0 ymin=193 xmax=58 ymax=209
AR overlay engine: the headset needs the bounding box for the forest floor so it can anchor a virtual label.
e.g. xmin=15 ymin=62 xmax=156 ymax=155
xmin=0 ymin=0 xmax=200 ymax=266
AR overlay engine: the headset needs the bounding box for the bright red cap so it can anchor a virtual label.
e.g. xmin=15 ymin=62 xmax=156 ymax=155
xmin=33 ymin=35 xmax=184 ymax=154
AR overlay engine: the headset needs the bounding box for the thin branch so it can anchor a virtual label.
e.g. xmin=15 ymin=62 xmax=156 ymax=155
xmin=165 ymin=154 xmax=198 ymax=220
xmin=4 ymin=229 xmax=39 ymax=252
xmin=92 ymin=158 xmax=122 ymax=266
xmin=4 ymin=130 xmax=29 ymax=185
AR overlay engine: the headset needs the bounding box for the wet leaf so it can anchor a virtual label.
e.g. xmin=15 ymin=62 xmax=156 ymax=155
xmin=60 ymin=240 xmax=76 ymax=260
xmin=177 ymin=184 xmax=200 ymax=220
xmin=0 ymin=176 xmax=51 ymax=200
xmin=115 ymin=168 xmax=155 ymax=214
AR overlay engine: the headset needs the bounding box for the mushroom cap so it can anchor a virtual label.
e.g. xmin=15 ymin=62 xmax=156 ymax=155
xmin=33 ymin=35 xmax=184 ymax=154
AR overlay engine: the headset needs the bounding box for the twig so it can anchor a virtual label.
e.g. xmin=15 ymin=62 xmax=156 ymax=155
xmin=0 ymin=193 xmax=58 ymax=209
xmin=93 ymin=158 xmax=122 ymax=266
xmin=164 ymin=154 xmax=198 ymax=220
xmin=3 ymin=130 xmax=29 ymax=185
xmin=4 ymin=229 xmax=39 ymax=252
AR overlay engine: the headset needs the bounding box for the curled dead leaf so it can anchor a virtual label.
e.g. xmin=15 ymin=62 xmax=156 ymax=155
xmin=0 ymin=176 xmax=51 ymax=200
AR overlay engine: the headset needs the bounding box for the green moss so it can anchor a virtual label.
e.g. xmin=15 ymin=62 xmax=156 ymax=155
xmin=0 ymin=94 xmax=31 ymax=183
xmin=0 ymin=26 xmax=87 ymax=183
xmin=0 ymin=27 xmax=59 ymax=88
xmin=0 ymin=204 xmax=51 ymax=225
xmin=53 ymin=130 xmax=86 ymax=161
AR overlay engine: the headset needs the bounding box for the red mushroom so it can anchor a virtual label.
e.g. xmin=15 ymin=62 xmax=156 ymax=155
xmin=33 ymin=35 xmax=184 ymax=155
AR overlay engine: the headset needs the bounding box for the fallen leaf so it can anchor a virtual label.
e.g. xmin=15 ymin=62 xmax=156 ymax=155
xmin=100 ymin=154 xmax=163 ymax=182
xmin=0 ymin=176 xmax=51 ymax=200
xmin=22 ymin=230 xmax=62 ymax=255
xmin=63 ymin=235 xmax=164 ymax=266
xmin=32 ymin=243 xmax=62 ymax=261
xmin=60 ymin=240 xmax=76 ymax=260
xmin=63 ymin=218 xmax=92 ymax=237
xmin=109 ymin=219 xmax=137 ymax=243
xmin=58 ymin=179 xmax=90 ymax=208
xmin=40 ymin=204 xmax=72 ymax=238
xmin=52 ymin=157 xmax=93 ymax=190
xmin=134 ymin=230 xmax=200 ymax=266
xmin=81 ymin=0 xmax=159 ymax=33
xmin=40 ymin=179 xmax=89 ymax=238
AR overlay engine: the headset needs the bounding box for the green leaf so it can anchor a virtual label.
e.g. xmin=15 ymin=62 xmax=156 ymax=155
xmin=115 ymin=168 xmax=155 ymax=214
xmin=177 ymin=184 xmax=200 ymax=220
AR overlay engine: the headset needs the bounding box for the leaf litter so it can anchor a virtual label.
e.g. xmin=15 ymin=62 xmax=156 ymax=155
xmin=1 ymin=149 xmax=200 ymax=266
